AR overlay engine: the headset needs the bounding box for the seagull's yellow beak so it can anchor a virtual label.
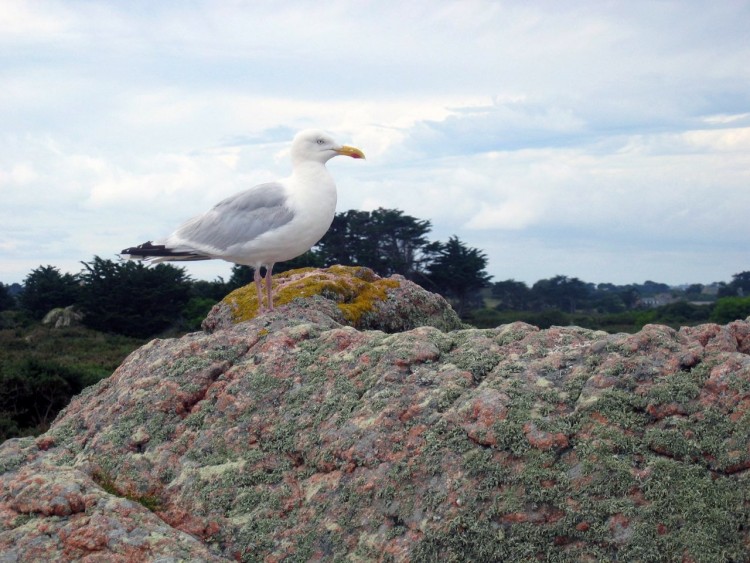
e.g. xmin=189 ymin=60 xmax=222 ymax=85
xmin=336 ymin=145 xmax=365 ymax=159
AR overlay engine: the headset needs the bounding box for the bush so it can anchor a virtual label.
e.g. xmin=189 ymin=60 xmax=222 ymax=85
xmin=651 ymin=302 xmax=712 ymax=325
xmin=181 ymin=297 xmax=218 ymax=331
xmin=0 ymin=358 xmax=85 ymax=438
xmin=710 ymin=296 xmax=750 ymax=324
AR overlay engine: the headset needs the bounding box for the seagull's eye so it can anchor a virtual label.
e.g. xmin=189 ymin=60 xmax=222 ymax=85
xmin=316 ymin=138 xmax=325 ymax=145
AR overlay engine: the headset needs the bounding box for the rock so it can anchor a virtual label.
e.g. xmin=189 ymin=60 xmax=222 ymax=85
xmin=1 ymin=280 xmax=749 ymax=561
xmin=41 ymin=305 xmax=83 ymax=329
xmin=202 ymin=265 xmax=465 ymax=333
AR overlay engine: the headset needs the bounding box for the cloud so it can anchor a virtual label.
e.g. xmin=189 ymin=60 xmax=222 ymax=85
xmin=1 ymin=1 xmax=750 ymax=286
xmin=0 ymin=0 xmax=73 ymax=41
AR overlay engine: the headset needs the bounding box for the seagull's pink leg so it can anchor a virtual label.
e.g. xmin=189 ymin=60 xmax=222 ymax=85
xmin=266 ymin=264 xmax=275 ymax=311
xmin=254 ymin=268 xmax=266 ymax=312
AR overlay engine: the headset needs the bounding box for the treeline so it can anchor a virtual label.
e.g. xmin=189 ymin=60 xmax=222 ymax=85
xmin=469 ymin=272 xmax=750 ymax=330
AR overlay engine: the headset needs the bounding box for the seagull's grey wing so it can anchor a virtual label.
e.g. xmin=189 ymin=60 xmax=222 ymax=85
xmin=170 ymin=182 xmax=295 ymax=252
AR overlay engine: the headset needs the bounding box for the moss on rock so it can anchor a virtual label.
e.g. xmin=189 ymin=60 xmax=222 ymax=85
xmin=204 ymin=265 xmax=464 ymax=333
xmin=225 ymin=266 xmax=400 ymax=328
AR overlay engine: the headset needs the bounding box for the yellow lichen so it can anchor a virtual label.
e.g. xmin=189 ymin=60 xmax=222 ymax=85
xmin=222 ymin=266 xmax=400 ymax=328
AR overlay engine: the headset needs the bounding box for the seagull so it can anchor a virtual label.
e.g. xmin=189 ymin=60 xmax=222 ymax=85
xmin=120 ymin=129 xmax=365 ymax=311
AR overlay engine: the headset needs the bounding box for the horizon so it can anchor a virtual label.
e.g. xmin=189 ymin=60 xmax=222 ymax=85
xmin=1 ymin=257 xmax=745 ymax=290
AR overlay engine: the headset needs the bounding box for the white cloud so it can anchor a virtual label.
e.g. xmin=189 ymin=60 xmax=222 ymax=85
xmin=0 ymin=0 xmax=73 ymax=40
xmin=467 ymin=199 xmax=543 ymax=231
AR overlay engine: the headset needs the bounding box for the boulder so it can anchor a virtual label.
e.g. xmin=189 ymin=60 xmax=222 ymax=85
xmin=1 ymin=269 xmax=749 ymax=561
xmin=41 ymin=305 xmax=83 ymax=329
xmin=202 ymin=265 xmax=465 ymax=333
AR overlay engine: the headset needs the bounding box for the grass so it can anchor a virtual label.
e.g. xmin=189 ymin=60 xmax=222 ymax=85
xmin=0 ymin=311 xmax=145 ymax=382
xmin=0 ymin=311 xmax=146 ymax=439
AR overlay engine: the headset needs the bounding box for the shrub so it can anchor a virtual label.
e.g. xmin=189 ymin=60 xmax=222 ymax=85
xmin=710 ymin=296 xmax=750 ymax=324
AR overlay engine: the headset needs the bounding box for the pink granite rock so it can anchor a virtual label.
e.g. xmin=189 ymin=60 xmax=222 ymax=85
xmin=1 ymin=275 xmax=748 ymax=561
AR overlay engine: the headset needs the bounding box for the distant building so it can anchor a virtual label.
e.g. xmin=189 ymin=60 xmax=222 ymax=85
xmin=701 ymin=284 xmax=721 ymax=296
xmin=638 ymin=293 xmax=679 ymax=308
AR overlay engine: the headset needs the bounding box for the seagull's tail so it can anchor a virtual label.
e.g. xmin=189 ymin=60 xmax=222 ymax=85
xmin=119 ymin=241 xmax=211 ymax=263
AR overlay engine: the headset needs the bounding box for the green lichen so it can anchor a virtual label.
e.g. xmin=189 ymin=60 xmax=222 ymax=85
xmin=93 ymin=469 xmax=164 ymax=512
xmin=647 ymin=364 xmax=709 ymax=406
xmin=11 ymin=514 xmax=34 ymax=528
xmin=236 ymin=516 xmax=285 ymax=562
xmin=0 ymin=452 xmax=26 ymax=474
xmin=222 ymin=266 xmax=400 ymax=327
xmin=450 ymin=344 xmax=503 ymax=382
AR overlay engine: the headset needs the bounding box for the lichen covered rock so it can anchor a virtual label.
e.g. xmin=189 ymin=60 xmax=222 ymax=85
xmin=202 ymin=265 xmax=465 ymax=333
xmin=41 ymin=305 xmax=84 ymax=328
xmin=1 ymin=291 xmax=749 ymax=561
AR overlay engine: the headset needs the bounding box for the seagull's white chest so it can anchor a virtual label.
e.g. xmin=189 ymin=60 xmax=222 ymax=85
xmin=247 ymin=163 xmax=337 ymax=264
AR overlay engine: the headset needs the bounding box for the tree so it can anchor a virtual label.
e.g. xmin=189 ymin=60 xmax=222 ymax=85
xmin=0 ymin=283 xmax=17 ymax=311
xmin=20 ymin=265 xmax=80 ymax=319
xmin=78 ymin=257 xmax=192 ymax=337
xmin=492 ymin=280 xmax=531 ymax=310
xmin=530 ymin=275 xmax=590 ymax=313
xmin=685 ymin=284 xmax=704 ymax=297
xmin=638 ymin=280 xmax=671 ymax=296
xmin=591 ymin=293 xmax=627 ymax=314
xmin=425 ymin=236 xmax=491 ymax=316
xmin=618 ymin=287 xmax=640 ymax=309
xmin=367 ymin=208 xmax=434 ymax=278
xmin=190 ymin=278 xmax=230 ymax=301
xmin=317 ymin=210 xmax=376 ymax=269
xmin=274 ymin=251 xmax=325 ymax=274
xmin=718 ymin=271 xmax=750 ymax=298
xmin=316 ymin=208 xmax=435 ymax=280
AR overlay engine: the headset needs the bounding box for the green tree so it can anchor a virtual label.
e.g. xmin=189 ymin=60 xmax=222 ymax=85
xmin=492 ymin=280 xmax=531 ymax=310
xmin=0 ymin=282 xmax=17 ymax=311
xmin=228 ymin=265 xmax=255 ymax=290
xmin=531 ymin=275 xmax=590 ymax=313
xmin=78 ymin=256 xmax=192 ymax=337
xmin=190 ymin=278 xmax=229 ymax=301
xmin=637 ymin=280 xmax=672 ymax=296
xmin=317 ymin=208 xmax=434 ymax=280
xmin=718 ymin=271 xmax=750 ymax=298
xmin=20 ymin=265 xmax=80 ymax=319
xmin=591 ymin=292 xmax=627 ymax=314
xmin=685 ymin=284 xmax=704 ymax=297
xmin=619 ymin=287 xmax=640 ymax=309
xmin=275 ymin=250 xmax=325 ymax=273
xmin=425 ymin=236 xmax=491 ymax=316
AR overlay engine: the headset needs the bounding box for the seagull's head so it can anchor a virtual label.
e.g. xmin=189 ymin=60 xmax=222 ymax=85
xmin=291 ymin=129 xmax=365 ymax=164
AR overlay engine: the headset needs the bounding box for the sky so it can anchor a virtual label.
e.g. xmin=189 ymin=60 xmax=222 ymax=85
xmin=1 ymin=0 xmax=749 ymax=287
